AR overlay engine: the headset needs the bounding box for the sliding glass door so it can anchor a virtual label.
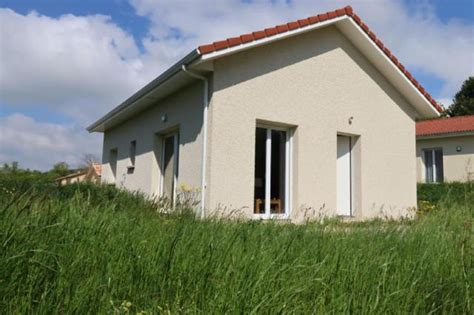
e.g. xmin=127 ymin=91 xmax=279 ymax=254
xmin=254 ymin=126 xmax=291 ymax=217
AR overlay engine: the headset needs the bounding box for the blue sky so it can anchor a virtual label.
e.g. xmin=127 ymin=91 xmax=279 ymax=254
xmin=1 ymin=0 xmax=473 ymax=170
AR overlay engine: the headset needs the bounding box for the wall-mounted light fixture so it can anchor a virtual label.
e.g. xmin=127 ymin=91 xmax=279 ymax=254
xmin=456 ymin=146 xmax=462 ymax=152
xmin=161 ymin=114 xmax=168 ymax=123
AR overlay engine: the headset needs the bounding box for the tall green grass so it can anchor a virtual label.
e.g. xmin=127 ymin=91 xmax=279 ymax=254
xmin=1 ymin=181 xmax=472 ymax=314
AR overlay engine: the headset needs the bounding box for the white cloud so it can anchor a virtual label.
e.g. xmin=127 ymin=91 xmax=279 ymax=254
xmin=0 ymin=9 xmax=153 ymax=171
xmin=0 ymin=8 xmax=150 ymax=122
xmin=0 ymin=114 xmax=101 ymax=171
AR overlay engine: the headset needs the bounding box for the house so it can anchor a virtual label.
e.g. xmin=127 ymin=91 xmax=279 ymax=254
xmin=56 ymin=163 xmax=102 ymax=186
xmin=416 ymin=115 xmax=474 ymax=183
xmin=88 ymin=6 xmax=442 ymax=221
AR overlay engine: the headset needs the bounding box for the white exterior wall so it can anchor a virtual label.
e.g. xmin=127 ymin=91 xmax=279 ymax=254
xmin=206 ymin=25 xmax=420 ymax=221
xmin=416 ymin=135 xmax=474 ymax=182
xmin=101 ymin=82 xmax=204 ymax=197
xmin=97 ymin=25 xmax=430 ymax=221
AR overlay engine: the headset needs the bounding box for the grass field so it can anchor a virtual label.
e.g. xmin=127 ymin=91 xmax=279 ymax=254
xmin=1 ymin=179 xmax=472 ymax=314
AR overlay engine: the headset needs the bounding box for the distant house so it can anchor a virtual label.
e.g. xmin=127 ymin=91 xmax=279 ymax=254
xmin=416 ymin=115 xmax=474 ymax=183
xmin=56 ymin=163 xmax=102 ymax=186
xmin=88 ymin=6 xmax=441 ymax=221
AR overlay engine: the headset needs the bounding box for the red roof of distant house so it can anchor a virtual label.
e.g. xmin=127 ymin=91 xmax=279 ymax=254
xmin=416 ymin=115 xmax=474 ymax=137
xmin=197 ymin=5 xmax=443 ymax=113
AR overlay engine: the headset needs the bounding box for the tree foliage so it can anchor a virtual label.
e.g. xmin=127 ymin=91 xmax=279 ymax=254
xmin=50 ymin=162 xmax=70 ymax=177
xmin=446 ymin=76 xmax=474 ymax=116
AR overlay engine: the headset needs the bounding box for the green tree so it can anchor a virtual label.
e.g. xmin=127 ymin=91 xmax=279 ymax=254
xmin=1 ymin=163 xmax=11 ymax=174
xmin=0 ymin=162 xmax=19 ymax=174
xmin=50 ymin=162 xmax=70 ymax=177
xmin=11 ymin=161 xmax=18 ymax=173
xmin=446 ymin=77 xmax=474 ymax=116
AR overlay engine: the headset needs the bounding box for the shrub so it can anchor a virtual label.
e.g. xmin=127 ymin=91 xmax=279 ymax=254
xmin=418 ymin=181 xmax=473 ymax=204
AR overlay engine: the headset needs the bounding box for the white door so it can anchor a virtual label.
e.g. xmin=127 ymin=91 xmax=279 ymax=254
xmin=337 ymin=136 xmax=351 ymax=216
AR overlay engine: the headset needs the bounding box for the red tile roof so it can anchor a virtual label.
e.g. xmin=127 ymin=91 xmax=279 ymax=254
xmin=197 ymin=6 xmax=443 ymax=113
xmin=416 ymin=115 xmax=474 ymax=136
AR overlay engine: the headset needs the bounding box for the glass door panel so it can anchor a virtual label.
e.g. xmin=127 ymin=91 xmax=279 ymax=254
xmin=270 ymin=130 xmax=286 ymax=214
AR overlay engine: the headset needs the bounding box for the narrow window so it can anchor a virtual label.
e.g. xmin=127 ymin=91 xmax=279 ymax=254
xmin=424 ymin=148 xmax=443 ymax=183
xmin=254 ymin=126 xmax=291 ymax=217
xmin=109 ymin=148 xmax=118 ymax=183
xmin=129 ymin=140 xmax=136 ymax=167
xmin=161 ymin=133 xmax=179 ymax=205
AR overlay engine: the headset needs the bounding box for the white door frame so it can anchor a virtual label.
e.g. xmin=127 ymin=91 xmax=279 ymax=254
xmin=337 ymin=135 xmax=352 ymax=216
xmin=254 ymin=124 xmax=292 ymax=219
xmin=160 ymin=132 xmax=179 ymax=207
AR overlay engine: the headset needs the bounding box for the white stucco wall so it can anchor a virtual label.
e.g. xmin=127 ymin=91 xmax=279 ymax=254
xmin=416 ymin=134 xmax=474 ymax=182
xmin=99 ymin=24 xmax=428 ymax=221
xmin=101 ymin=82 xmax=204 ymax=197
xmin=206 ymin=25 xmax=420 ymax=221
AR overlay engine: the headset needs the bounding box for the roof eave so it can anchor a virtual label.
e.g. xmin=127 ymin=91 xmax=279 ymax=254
xmin=87 ymin=49 xmax=201 ymax=133
xmin=417 ymin=130 xmax=474 ymax=140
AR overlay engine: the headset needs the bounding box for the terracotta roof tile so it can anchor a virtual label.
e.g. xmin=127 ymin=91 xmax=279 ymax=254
xmin=360 ymin=22 xmax=369 ymax=33
xmin=213 ymin=40 xmax=229 ymax=50
xmin=308 ymin=15 xmax=319 ymax=24
xmin=297 ymin=19 xmax=309 ymax=27
xmin=196 ymin=5 xmax=442 ymax=113
xmin=276 ymin=24 xmax=289 ymax=33
xmin=287 ymin=21 xmax=300 ymax=30
xmin=417 ymin=115 xmax=474 ymax=136
xmin=197 ymin=44 xmax=215 ymax=54
xmin=375 ymin=39 xmax=384 ymax=49
xmin=264 ymin=27 xmax=278 ymax=36
xmin=368 ymin=31 xmax=376 ymax=41
xmin=227 ymin=37 xmax=242 ymax=47
xmin=336 ymin=9 xmax=346 ymax=17
xmin=252 ymin=30 xmax=266 ymax=40
xmin=328 ymin=11 xmax=337 ymax=19
xmin=352 ymin=14 xmax=362 ymax=24
xmin=317 ymin=13 xmax=329 ymax=21
xmin=240 ymin=33 xmax=254 ymax=43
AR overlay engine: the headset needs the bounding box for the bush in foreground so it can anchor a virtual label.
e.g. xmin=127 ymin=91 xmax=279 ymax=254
xmin=0 ymin=181 xmax=472 ymax=313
